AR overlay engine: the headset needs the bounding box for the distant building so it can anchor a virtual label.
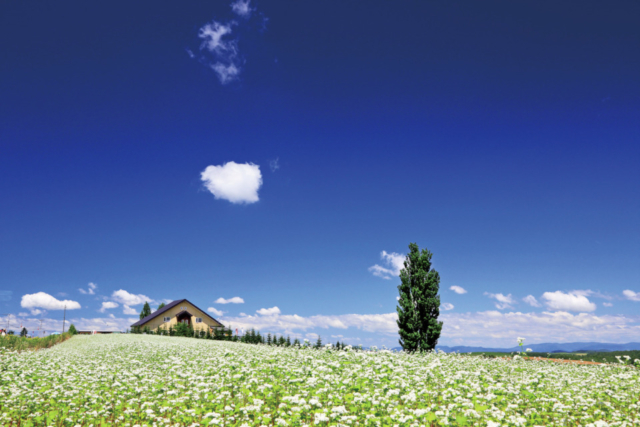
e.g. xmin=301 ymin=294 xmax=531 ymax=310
xmin=130 ymin=299 xmax=223 ymax=333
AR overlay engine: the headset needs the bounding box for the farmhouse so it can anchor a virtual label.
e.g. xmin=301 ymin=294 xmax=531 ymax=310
xmin=131 ymin=299 xmax=223 ymax=333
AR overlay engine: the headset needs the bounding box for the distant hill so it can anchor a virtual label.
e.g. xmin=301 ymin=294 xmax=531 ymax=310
xmin=431 ymin=342 xmax=640 ymax=353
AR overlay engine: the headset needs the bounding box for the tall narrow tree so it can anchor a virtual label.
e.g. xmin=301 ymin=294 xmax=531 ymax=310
xmin=396 ymin=243 xmax=443 ymax=352
xmin=139 ymin=302 xmax=152 ymax=320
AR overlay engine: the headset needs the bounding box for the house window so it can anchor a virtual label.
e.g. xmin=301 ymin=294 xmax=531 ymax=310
xmin=163 ymin=317 xmax=170 ymax=322
xmin=195 ymin=318 xmax=203 ymax=323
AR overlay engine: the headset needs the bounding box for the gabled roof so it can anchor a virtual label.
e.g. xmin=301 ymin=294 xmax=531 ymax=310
xmin=130 ymin=299 xmax=223 ymax=327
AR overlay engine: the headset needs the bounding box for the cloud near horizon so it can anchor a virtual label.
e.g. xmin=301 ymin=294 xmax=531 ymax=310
xmin=201 ymin=162 xmax=262 ymax=204
xmin=21 ymin=292 xmax=81 ymax=310
xmin=99 ymin=301 xmax=119 ymax=313
xmin=541 ymin=290 xmax=596 ymax=312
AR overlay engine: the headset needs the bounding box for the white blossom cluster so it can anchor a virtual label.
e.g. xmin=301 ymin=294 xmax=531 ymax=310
xmin=0 ymin=334 xmax=639 ymax=426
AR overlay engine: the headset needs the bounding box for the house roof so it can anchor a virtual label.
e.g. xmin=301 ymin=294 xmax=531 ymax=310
xmin=130 ymin=299 xmax=223 ymax=328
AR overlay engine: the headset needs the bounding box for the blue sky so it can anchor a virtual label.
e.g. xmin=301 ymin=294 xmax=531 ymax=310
xmin=1 ymin=0 xmax=638 ymax=347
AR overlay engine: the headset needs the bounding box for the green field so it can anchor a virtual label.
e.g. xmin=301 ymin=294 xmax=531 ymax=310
xmin=1 ymin=334 xmax=638 ymax=426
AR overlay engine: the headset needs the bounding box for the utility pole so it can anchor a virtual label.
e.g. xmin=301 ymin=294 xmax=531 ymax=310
xmin=62 ymin=304 xmax=66 ymax=334
xmin=39 ymin=319 xmax=44 ymax=337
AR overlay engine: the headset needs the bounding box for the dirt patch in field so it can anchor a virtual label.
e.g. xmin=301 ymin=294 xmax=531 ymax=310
xmin=526 ymin=357 xmax=604 ymax=366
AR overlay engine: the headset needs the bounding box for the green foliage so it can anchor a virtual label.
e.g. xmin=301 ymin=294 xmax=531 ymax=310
xmin=396 ymin=242 xmax=443 ymax=352
xmin=139 ymin=302 xmax=152 ymax=320
xmin=68 ymin=324 xmax=78 ymax=335
xmin=20 ymin=327 xmax=28 ymax=337
xmin=286 ymin=336 xmax=291 ymax=347
xmin=0 ymin=332 xmax=72 ymax=351
xmin=293 ymin=338 xmax=301 ymax=346
xmin=315 ymin=336 xmax=322 ymax=349
xmin=157 ymin=302 xmax=166 ymax=310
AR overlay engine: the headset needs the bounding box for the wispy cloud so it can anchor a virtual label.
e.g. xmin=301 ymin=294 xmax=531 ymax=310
xmin=523 ymin=295 xmax=541 ymax=307
xmin=207 ymin=307 xmax=225 ymax=317
xmin=0 ymin=290 xmax=12 ymax=301
xmin=21 ymin=292 xmax=81 ymax=310
xmin=256 ymin=306 xmax=281 ymax=316
xmin=369 ymin=251 xmax=404 ymax=280
xmin=98 ymin=301 xmax=118 ymax=313
xmin=111 ymin=289 xmax=153 ymax=306
xmin=623 ymin=289 xmax=640 ymax=302
xmin=78 ymin=282 xmax=97 ymax=295
xmin=541 ymin=291 xmax=596 ymax=312
xmin=450 ymin=286 xmax=467 ymax=294
xmin=441 ymin=303 xmax=454 ymax=311
xmin=269 ymin=157 xmax=280 ymax=172
xmin=231 ymin=0 xmax=253 ymax=18
xmin=215 ymin=296 xmax=245 ymax=304
xmin=484 ymin=292 xmax=516 ymax=310
xmin=201 ymin=162 xmax=263 ymax=204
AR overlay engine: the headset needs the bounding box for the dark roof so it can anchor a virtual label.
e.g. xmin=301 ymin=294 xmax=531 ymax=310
xmin=130 ymin=299 xmax=223 ymax=328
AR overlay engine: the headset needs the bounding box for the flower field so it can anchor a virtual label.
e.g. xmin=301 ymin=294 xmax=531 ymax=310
xmin=1 ymin=335 xmax=638 ymax=427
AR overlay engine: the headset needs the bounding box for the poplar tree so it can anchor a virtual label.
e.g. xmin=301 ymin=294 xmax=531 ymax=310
xmin=139 ymin=302 xmax=152 ymax=320
xmin=396 ymin=243 xmax=443 ymax=352
xmin=68 ymin=324 xmax=77 ymax=335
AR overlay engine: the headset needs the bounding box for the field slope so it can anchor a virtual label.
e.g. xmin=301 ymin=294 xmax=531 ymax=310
xmin=0 ymin=334 xmax=638 ymax=426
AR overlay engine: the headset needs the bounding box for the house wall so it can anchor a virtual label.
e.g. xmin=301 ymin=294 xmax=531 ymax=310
xmin=140 ymin=301 xmax=223 ymax=332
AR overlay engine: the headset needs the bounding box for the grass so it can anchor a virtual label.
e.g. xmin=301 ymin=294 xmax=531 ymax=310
xmin=0 ymin=332 xmax=72 ymax=351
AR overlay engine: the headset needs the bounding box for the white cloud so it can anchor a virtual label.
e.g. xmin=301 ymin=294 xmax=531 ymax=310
xmin=541 ymin=291 xmax=596 ymax=312
xmin=98 ymin=301 xmax=119 ymax=313
xmin=231 ymin=0 xmax=253 ymax=18
xmin=369 ymin=251 xmax=404 ymax=280
xmin=122 ymin=305 xmax=138 ymax=315
xmin=21 ymin=292 xmax=81 ymax=310
xmin=484 ymin=292 xmax=516 ymax=309
xmin=523 ymin=295 xmax=541 ymax=307
xmin=440 ymin=310 xmax=640 ymax=348
xmin=207 ymin=307 xmax=225 ymax=317
xmin=111 ymin=290 xmax=153 ymax=306
xmin=197 ymin=20 xmax=242 ymax=85
xmin=78 ymin=282 xmax=97 ymax=295
xmin=450 ymin=286 xmax=467 ymax=294
xmin=623 ymin=290 xmax=640 ymax=302
xmin=441 ymin=303 xmax=454 ymax=311
xmin=215 ymin=296 xmax=245 ymax=304
xmin=30 ymin=309 xmax=44 ymax=316
xmin=256 ymin=306 xmax=281 ymax=316
xmin=201 ymin=162 xmax=262 ymax=204
xmin=603 ymin=302 xmax=613 ymax=307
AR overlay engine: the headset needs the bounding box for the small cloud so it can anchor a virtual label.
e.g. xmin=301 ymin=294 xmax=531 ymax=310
xmin=239 ymin=312 xmax=247 ymax=316
xmin=484 ymin=292 xmax=516 ymax=310
xmin=441 ymin=303 xmax=454 ymax=311
xmin=111 ymin=290 xmax=153 ymax=306
xmin=256 ymin=306 xmax=281 ymax=316
xmin=269 ymin=157 xmax=280 ymax=172
xmin=369 ymin=251 xmax=404 ymax=280
xmin=523 ymin=295 xmax=541 ymax=307
xmin=396 ymin=296 xmax=400 ymax=301
xmin=231 ymin=0 xmax=253 ymax=18
xmin=21 ymin=292 xmax=81 ymax=310
xmin=30 ymin=309 xmax=44 ymax=316
xmin=197 ymin=20 xmax=241 ymax=85
xmin=201 ymin=162 xmax=262 ymax=204
xmin=0 ymin=290 xmax=12 ymax=301
xmin=623 ymin=290 xmax=640 ymax=302
xmin=122 ymin=305 xmax=138 ymax=315
xmin=18 ymin=312 xmax=30 ymax=317
xmin=207 ymin=307 xmax=225 ymax=317
xmin=99 ymin=301 xmax=119 ymax=313
xmin=78 ymin=282 xmax=97 ymax=295
xmin=541 ymin=291 xmax=596 ymax=312
xmin=215 ymin=296 xmax=245 ymax=304
xmin=603 ymin=302 xmax=613 ymax=307
xmin=450 ymin=286 xmax=467 ymax=295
